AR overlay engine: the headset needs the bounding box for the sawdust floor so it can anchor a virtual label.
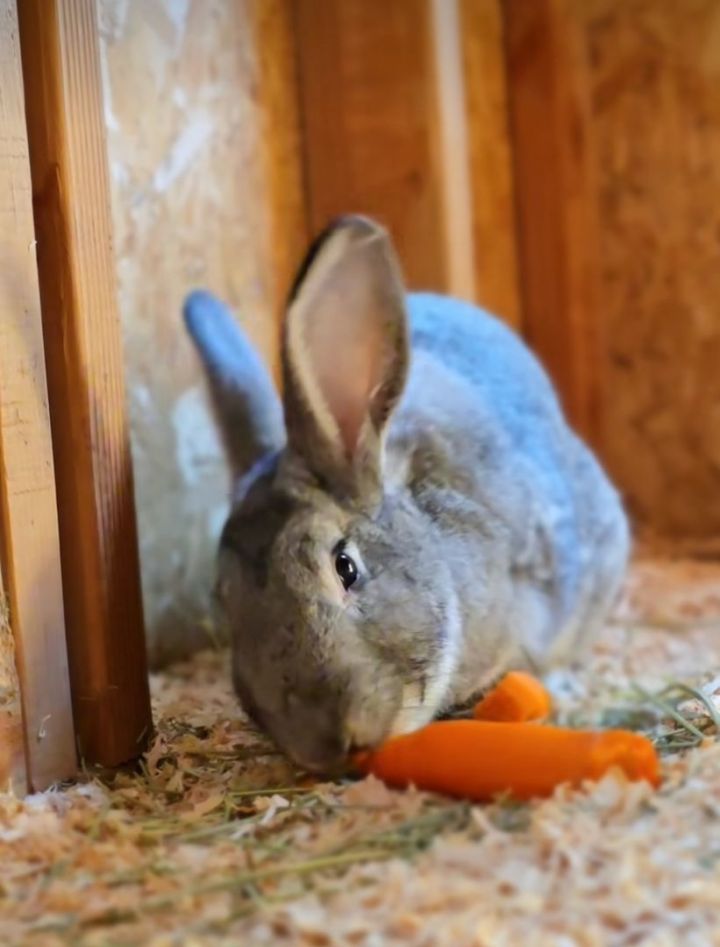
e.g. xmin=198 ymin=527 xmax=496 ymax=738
xmin=4 ymin=558 xmax=720 ymax=947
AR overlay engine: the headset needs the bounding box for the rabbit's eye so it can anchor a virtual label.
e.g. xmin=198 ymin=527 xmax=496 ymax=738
xmin=335 ymin=551 xmax=358 ymax=590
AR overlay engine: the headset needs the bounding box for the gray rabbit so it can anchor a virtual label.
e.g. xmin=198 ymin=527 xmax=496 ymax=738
xmin=184 ymin=215 xmax=629 ymax=773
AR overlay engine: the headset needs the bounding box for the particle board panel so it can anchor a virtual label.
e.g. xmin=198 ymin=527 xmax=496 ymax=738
xmin=97 ymin=0 xmax=308 ymax=663
xmin=579 ymin=0 xmax=720 ymax=538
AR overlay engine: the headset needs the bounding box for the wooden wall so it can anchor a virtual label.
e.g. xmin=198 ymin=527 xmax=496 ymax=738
xmin=577 ymin=0 xmax=720 ymax=538
xmin=461 ymin=0 xmax=521 ymax=328
xmin=99 ymin=0 xmax=525 ymax=662
xmin=97 ymin=0 xmax=720 ymax=665
xmin=98 ymin=0 xmax=306 ymax=663
xmin=293 ymin=0 xmax=521 ymax=318
xmin=502 ymin=0 xmax=720 ymax=540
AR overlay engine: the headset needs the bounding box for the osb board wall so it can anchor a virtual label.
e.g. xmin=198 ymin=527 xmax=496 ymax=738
xmin=578 ymin=0 xmax=720 ymax=538
xmin=98 ymin=0 xmax=306 ymax=663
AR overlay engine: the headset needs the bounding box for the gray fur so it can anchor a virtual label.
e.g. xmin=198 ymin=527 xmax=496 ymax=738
xmin=183 ymin=290 xmax=285 ymax=475
xmin=186 ymin=216 xmax=629 ymax=773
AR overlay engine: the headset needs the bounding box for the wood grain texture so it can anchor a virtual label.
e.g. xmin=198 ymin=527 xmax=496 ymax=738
xmin=18 ymin=0 xmax=151 ymax=765
xmin=504 ymin=0 xmax=603 ymax=445
xmin=460 ymin=0 xmax=522 ymax=327
xmin=294 ymin=0 xmax=475 ymax=298
xmin=578 ymin=0 xmax=720 ymax=539
xmin=253 ymin=0 xmax=311 ymax=380
xmin=0 ymin=0 xmax=76 ymax=790
xmin=427 ymin=0 xmax=475 ymax=300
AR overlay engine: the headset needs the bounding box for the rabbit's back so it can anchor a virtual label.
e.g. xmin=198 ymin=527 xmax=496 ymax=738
xmin=395 ymin=293 xmax=628 ymax=667
xmin=408 ymin=292 xmax=566 ymax=462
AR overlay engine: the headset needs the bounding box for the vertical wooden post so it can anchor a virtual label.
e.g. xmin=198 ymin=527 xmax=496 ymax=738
xmin=503 ymin=0 xmax=602 ymax=444
xmin=460 ymin=0 xmax=522 ymax=328
xmin=0 ymin=0 xmax=76 ymax=790
xmin=17 ymin=0 xmax=152 ymax=766
xmin=293 ymin=0 xmax=476 ymax=300
xmin=253 ymin=0 xmax=311 ymax=383
xmin=427 ymin=0 xmax=476 ymax=301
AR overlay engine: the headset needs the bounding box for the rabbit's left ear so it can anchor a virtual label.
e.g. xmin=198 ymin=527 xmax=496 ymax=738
xmin=282 ymin=215 xmax=409 ymax=502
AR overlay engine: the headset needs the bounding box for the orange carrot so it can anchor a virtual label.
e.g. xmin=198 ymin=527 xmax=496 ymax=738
xmin=354 ymin=720 xmax=660 ymax=801
xmin=474 ymin=671 xmax=552 ymax=723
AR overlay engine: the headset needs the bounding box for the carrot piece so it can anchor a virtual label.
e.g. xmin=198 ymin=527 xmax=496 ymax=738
xmin=354 ymin=720 xmax=660 ymax=801
xmin=474 ymin=671 xmax=552 ymax=723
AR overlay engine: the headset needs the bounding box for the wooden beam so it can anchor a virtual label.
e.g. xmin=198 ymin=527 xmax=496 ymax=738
xmin=253 ymin=0 xmax=311 ymax=384
xmin=17 ymin=0 xmax=152 ymax=766
xmin=503 ymin=0 xmax=602 ymax=444
xmin=460 ymin=0 xmax=522 ymax=328
xmin=427 ymin=0 xmax=475 ymax=300
xmin=0 ymin=0 xmax=76 ymax=790
xmin=293 ymin=0 xmax=475 ymax=300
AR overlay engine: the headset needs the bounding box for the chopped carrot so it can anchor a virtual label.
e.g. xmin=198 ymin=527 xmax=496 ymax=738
xmin=474 ymin=671 xmax=552 ymax=723
xmin=354 ymin=720 xmax=660 ymax=801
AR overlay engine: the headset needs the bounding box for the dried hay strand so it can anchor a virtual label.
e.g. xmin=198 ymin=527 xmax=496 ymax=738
xmin=2 ymin=557 xmax=720 ymax=946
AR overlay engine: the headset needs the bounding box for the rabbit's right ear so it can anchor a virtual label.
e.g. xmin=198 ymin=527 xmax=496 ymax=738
xmin=183 ymin=290 xmax=286 ymax=478
xmin=282 ymin=216 xmax=409 ymax=504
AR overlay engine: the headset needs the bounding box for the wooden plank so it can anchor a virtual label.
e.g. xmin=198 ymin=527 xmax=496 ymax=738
xmin=577 ymin=0 xmax=720 ymax=540
xmin=503 ymin=0 xmax=603 ymax=444
xmin=293 ymin=0 xmax=475 ymax=299
xmin=17 ymin=0 xmax=152 ymax=766
xmin=0 ymin=0 xmax=76 ymax=790
xmin=427 ymin=0 xmax=475 ymax=300
xmin=460 ymin=0 xmax=522 ymax=328
xmin=253 ymin=0 xmax=311 ymax=382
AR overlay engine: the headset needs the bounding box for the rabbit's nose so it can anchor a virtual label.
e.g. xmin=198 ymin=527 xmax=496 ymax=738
xmin=293 ymin=732 xmax=351 ymax=776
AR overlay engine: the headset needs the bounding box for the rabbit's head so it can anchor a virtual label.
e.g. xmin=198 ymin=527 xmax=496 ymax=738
xmin=185 ymin=217 xmax=460 ymax=772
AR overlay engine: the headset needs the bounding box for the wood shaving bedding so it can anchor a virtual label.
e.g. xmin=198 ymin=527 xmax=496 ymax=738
xmin=2 ymin=558 xmax=720 ymax=946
